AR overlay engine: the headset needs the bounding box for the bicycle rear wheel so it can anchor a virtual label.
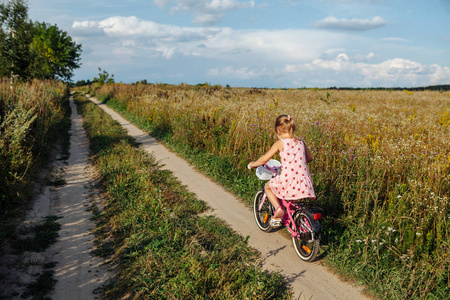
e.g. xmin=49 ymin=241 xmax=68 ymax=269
xmin=253 ymin=190 xmax=273 ymax=232
xmin=292 ymin=211 xmax=320 ymax=262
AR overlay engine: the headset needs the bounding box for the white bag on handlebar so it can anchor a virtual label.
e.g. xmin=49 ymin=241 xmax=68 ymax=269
xmin=255 ymin=159 xmax=281 ymax=180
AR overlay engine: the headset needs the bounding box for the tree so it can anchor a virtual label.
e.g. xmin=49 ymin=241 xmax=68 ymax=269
xmin=0 ymin=0 xmax=82 ymax=81
xmin=29 ymin=22 xmax=82 ymax=81
xmin=0 ymin=0 xmax=34 ymax=80
xmin=93 ymin=67 xmax=115 ymax=85
xmin=73 ymin=79 xmax=92 ymax=87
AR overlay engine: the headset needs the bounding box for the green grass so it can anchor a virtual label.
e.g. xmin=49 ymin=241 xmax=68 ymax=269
xmin=22 ymin=269 xmax=57 ymax=300
xmin=12 ymin=215 xmax=61 ymax=253
xmin=73 ymin=92 xmax=291 ymax=299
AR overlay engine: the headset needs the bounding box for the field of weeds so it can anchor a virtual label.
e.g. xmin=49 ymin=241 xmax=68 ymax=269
xmin=88 ymin=83 xmax=450 ymax=299
xmin=0 ymin=79 xmax=70 ymax=237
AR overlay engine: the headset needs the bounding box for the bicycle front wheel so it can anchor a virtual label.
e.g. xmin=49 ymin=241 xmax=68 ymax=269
xmin=253 ymin=190 xmax=273 ymax=232
xmin=292 ymin=211 xmax=320 ymax=262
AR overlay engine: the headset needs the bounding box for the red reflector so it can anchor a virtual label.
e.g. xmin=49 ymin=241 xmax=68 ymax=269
xmin=314 ymin=213 xmax=322 ymax=220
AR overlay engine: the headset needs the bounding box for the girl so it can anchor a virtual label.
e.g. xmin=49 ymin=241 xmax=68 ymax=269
xmin=248 ymin=114 xmax=316 ymax=223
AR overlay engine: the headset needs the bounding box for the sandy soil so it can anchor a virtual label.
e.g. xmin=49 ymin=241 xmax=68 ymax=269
xmin=87 ymin=95 xmax=371 ymax=300
xmin=47 ymin=94 xmax=110 ymax=299
xmin=0 ymin=94 xmax=110 ymax=300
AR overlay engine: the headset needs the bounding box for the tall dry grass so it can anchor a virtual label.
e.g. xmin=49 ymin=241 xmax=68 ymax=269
xmin=0 ymin=78 xmax=69 ymax=220
xmin=90 ymin=83 xmax=449 ymax=299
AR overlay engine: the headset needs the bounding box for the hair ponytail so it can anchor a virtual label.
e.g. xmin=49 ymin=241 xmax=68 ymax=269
xmin=274 ymin=114 xmax=296 ymax=137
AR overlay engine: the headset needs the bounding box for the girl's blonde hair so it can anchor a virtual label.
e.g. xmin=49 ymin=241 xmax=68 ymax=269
xmin=274 ymin=114 xmax=296 ymax=136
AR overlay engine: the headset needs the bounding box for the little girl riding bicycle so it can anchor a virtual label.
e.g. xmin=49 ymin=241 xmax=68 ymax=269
xmin=247 ymin=114 xmax=316 ymax=225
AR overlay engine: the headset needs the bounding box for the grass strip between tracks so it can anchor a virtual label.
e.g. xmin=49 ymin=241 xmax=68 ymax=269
xmin=73 ymin=92 xmax=291 ymax=299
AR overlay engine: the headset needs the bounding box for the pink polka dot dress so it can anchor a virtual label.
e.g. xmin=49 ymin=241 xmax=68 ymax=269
xmin=269 ymin=138 xmax=316 ymax=200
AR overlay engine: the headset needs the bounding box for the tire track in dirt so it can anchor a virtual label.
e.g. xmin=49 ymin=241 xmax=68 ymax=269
xmin=46 ymin=94 xmax=110 ymax=299
xmin=86 ymin=94 xmax=370 ymax=300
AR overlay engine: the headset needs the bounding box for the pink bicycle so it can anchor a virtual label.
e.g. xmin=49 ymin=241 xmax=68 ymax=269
xmin=252 ymin=160 xmax=323 ymax=262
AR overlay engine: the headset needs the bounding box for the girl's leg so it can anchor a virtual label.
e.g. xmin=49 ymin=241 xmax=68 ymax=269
xmin=265 ymin=182 xmax=284 ymax=218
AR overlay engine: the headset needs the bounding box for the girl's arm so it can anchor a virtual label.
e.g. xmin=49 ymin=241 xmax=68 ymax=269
xmin=303 ymin=140 xmax=314 ymax=163
xmin=248 ymin=140 xmax=283 ymax=169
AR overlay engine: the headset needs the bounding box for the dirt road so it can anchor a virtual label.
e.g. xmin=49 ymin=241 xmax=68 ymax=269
xmin=87 ymin=95 xmax=370 ymax=300
xmin=45 ymin=94 xmax=110 ymax=299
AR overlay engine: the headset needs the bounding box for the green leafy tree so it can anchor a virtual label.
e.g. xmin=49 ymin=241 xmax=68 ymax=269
xmin=74 ymin=79 xmax=92 ymax=87
xmin=0 ymin=0 xmax=82 ymax=81
xmin=29 ymin=22 xmax=82 ymax=81
xmin=0 ymin=0 xmax=34 ymax=80
xmin=93 ymin=67 xmax=115 ymax=85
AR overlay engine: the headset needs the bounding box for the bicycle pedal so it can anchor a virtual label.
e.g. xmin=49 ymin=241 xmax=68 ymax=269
xmin=270 ymin=218 xmax=282 ymax=227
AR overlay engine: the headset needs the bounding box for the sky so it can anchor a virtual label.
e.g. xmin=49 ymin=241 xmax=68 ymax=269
xmin=26 ymin=0 xmax=450 ymax=88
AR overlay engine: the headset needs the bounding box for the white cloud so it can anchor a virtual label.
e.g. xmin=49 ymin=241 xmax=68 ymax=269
xmin=313 ymin=16 xmax=387 ymax=31
xmin=155 ymin=46 xmax=177 ymax=59
xmin=160 ymin=0 xmax=255 ymax=25
xmin=206 ymin=55 xmax=450 ymax=87
xmin=73 ymin=16 xmax=340 ymax=62
xmin=284 ymin=54 xmax=450 ymax=87
xmin=153 ymin=0 xmax=171 ymax=9
xmin=355 ymin=52 xmax=375 ymax=62
xmin=73 ymin=20 xmax=98 ymax=28
xmin=192 ymin=13 xmax=221 ymax=26
xmin=170 ymin=0 xmax=254 ymax=13
xmin=207 ymin=0 xmax=254 ymax=11
xmin=429 ymin=64 xmax=450 ymax=85
xmin=286 ymin=0 xmax=386 ymax=3
xmin=72 ymin=16 xmax=449 ymax=87
xmin=73 ymin=16 xmax=222 ymax=42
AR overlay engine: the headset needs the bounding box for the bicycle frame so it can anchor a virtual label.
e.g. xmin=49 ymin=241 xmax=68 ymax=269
xmin=259 ymin=191 xmax=311 ymax=239
xmin=257 ymin=161 xmax=322 ymax=238
xmin=252 ymin=160 xmax=322 ymax=261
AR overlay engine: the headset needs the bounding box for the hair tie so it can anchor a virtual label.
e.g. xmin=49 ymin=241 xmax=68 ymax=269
xmin=287 ymin=115 xmax=291 ymax=121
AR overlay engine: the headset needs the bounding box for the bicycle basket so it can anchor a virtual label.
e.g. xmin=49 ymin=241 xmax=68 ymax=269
xmin=256 ymin=159 xmax=281 ymax=180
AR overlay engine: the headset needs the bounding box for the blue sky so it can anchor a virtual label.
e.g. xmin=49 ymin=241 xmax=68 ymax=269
xmin=27 ymin=0 xmax=450 ymax=88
